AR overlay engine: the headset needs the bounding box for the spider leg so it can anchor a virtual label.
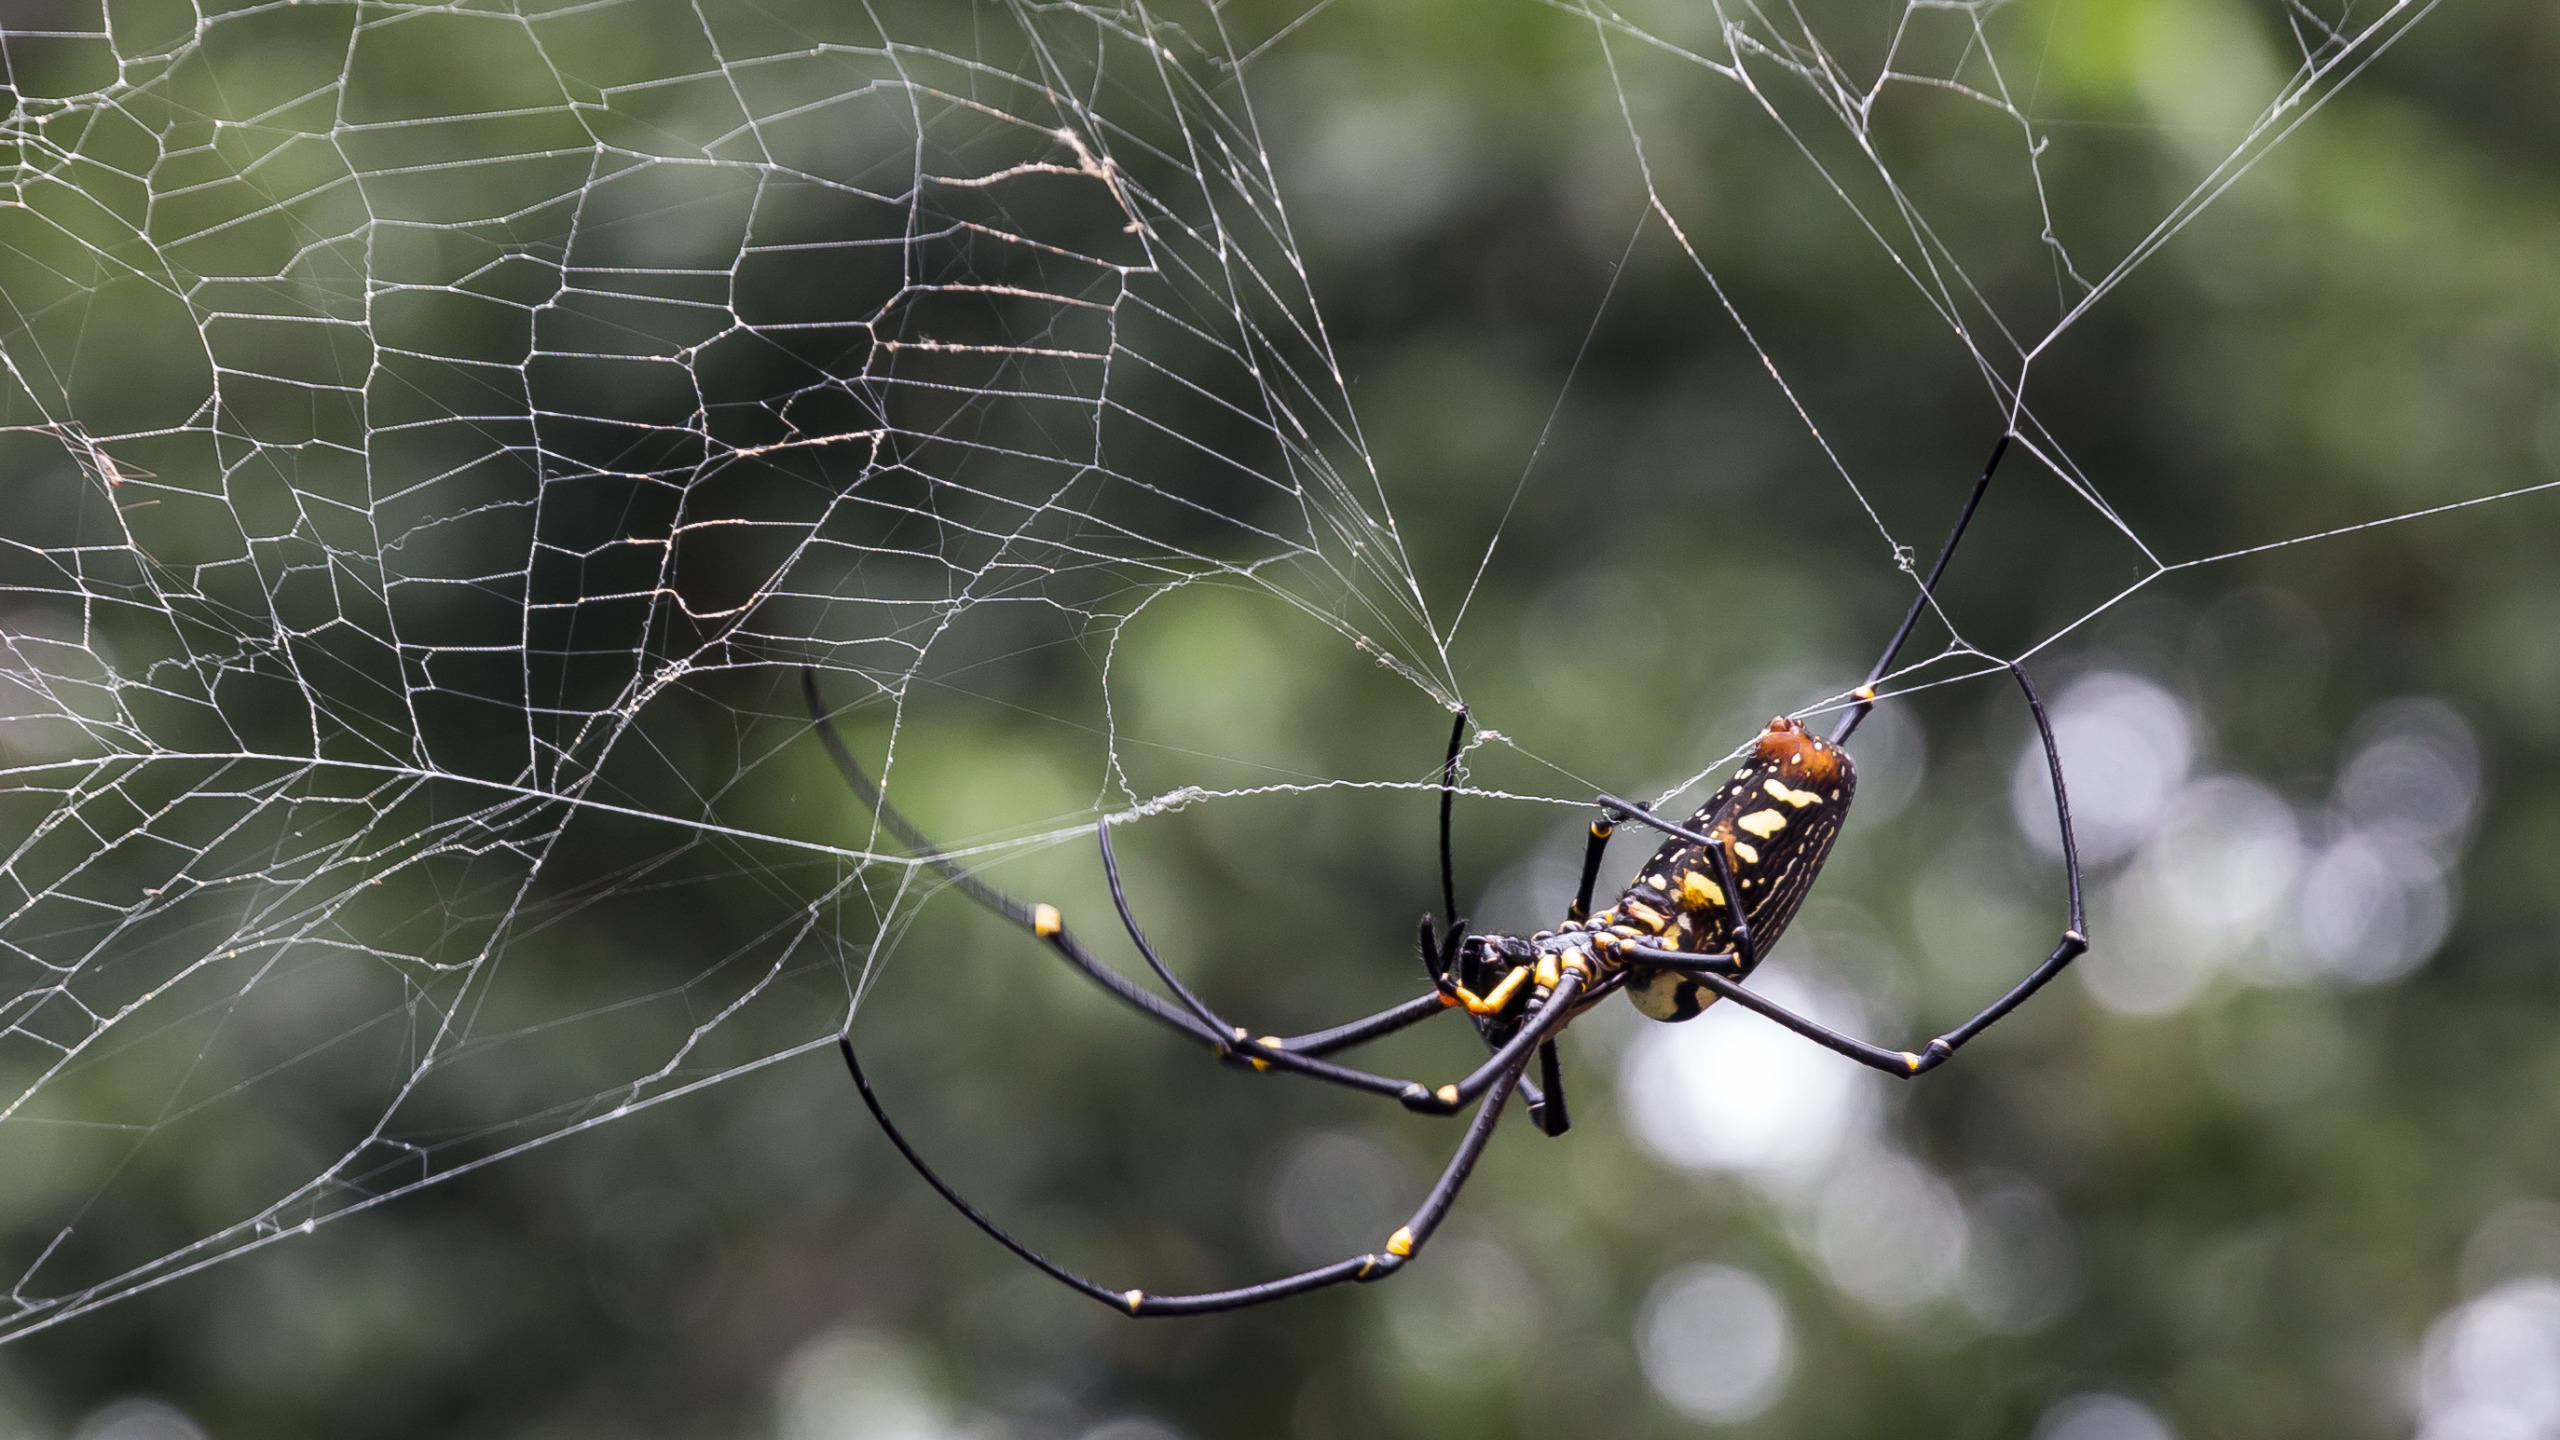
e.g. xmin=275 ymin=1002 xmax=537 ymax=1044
xmin=1623 ymin=662 xmax=2088 ymax=1078
xmin=838 ymin=1007 xmax=1541 ymax=1316
xmin=1528 ymin=1040 xmax=1570 ymax=1136
xmin=804 ymin=671 xmax=1226 ymax=1046
xmin=1398 ymin=969 xmax=1587 ymax=1113
xmin=1592 ymin=800 xmax=1767 ymax=977
xmin=1268 ymin=990 xmax=1454 ymax=1056
xmin=1093 ymin=819 xmax=1227 ymax=1037
xmin=1515 ymin=818 xmax=1616 ymax=1133
xmin=804 ymin=669 xmax=1464 ymax=1107
xmin=1706 ymin=840 xmax=1762 ymax=976
xmin=1409 ymin=710 xmax=1476 ymax=994
xmin=1095 ymin=820 xmax=1479 ymax=1083
xmin=1633 ymin=934 xmax=2085 ymax=1077
xmin=1437 ymin=706 xmax=1466 ymax=941
xmin=1832 ymin=433 xmax=2010 ymax=746
xmin=1568 ymin=810 xmax=1617 ymax=922
xmin=1596 ymin=797 xmax=1718 ymax=851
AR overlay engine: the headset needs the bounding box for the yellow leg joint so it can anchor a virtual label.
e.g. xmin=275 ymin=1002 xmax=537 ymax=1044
xmin=1123 ymin=1289 xmax=1145 ymax=1314
xmin=1901 ymin=1051 xmax=1923 ymax=1073
xmin=1386 ymin=1226 xmax=1415 ymax=1258
xmin=1033 ymin=904 xmax=1062 ymax=937
xmin=1435 ymin=1084 xmax=1458 ymax=1107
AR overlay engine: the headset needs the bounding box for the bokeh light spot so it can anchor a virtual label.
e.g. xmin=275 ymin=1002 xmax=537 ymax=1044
xmin=1638 ymin=1264 xmax=1794 ymax=1422
xmin=2033 ymin=1393 xmax=2178 ymax=1440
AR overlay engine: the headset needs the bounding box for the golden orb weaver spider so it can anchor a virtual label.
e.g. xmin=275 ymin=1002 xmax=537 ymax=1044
xmin=805 ymin=434 xmax=2087 ymax=1317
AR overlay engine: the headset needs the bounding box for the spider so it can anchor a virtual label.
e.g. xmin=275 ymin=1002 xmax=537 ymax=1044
xmin=804 ymin=434 xmax=2086 ymax=1317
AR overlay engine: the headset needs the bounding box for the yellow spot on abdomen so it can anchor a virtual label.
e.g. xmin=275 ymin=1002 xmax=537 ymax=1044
xmin=1764 ymin=778 xmax=1822 ymax=808
xmin=1732 ymin=841 xmax=1760 ymax=864
xmin=1679 ymin=872 xmax=1726 ymax=909
xmin=1737 ymin=809 xmax=1787 ymax=838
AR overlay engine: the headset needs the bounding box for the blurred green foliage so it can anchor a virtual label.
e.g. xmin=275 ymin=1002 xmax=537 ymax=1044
xmin=3 ymin=2 xmax=2559 ymax=1439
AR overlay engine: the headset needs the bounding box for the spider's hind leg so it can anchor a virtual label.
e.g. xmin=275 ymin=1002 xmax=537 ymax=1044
xmin=1630 ymin=661 xmax=2090 ymax=1080
xmin=837 ymin=968 xmax=1585 ymax=1316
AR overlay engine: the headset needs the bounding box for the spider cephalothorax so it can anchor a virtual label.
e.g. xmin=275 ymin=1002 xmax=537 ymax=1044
xmin=811 ymin=433 xmax=2091 ymax=1318
xmin=1442 ymin=930 xmax=1543 ymax=1040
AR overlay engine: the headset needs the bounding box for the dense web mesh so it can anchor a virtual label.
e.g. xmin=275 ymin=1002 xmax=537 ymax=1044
xmin=0 ymin=0 xmax=2489 ymax=1344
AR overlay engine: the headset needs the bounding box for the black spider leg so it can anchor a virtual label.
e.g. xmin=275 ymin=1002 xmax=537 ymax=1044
xmin=1586 ymin=798 xmax=1752 ymax=986
xmin=1590 ymin=433 xmax=2011 ymax=891
xmin=1095 ymin=821 xmax=1459 ymax=1067
xmin=1616 ymin=661 xmax=2088 ymax=1077
xmin=1436 ymin=706 xmax=1466 ymax=956
xmin=1513 ymin=805 xmax=1622 ymax=1140
xmin=1415 ymin=706 xmax=1566 ymax=1134
xmin=1531 ymin=1037 xmax=1570 ymax=1134
xmin=838 ymin=969 xmax=1584 ymax=1316
xmin=803 ymin=668 xmax=1452 ymax=1105
xmin=1833 ymin=432 xmax=2012 ymax=747
xmin=1413 ymin=707 xmax=1472 ymax=1000
xmin=1569 ymin=810 xmax=1618 ymax=923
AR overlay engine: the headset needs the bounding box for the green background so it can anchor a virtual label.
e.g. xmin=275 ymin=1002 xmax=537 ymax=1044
xmin=2 ymin=1 xmax=2558 ymax=1438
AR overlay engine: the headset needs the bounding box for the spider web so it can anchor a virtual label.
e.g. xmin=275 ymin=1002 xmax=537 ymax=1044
xmin=0 ymin=0 xmax=2487 ymax=1344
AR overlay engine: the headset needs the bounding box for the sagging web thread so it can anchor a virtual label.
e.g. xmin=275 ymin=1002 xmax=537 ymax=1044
xmin=0 ymin=0 xmax=2489 ymax=1342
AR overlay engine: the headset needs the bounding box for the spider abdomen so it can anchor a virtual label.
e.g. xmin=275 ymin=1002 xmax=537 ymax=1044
xmin=1607 ymin=716 xmax=1856 ymax=1021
